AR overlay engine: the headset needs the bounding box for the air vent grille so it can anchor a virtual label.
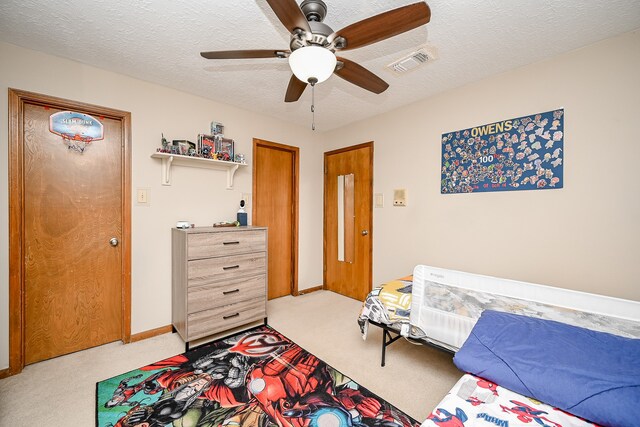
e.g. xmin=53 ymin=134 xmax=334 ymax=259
xmin=387 ymin=46 xmax=437 ymax=74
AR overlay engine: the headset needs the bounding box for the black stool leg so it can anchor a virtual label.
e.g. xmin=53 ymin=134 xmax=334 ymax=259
xmin=381 ymin=330 xmax=387 ymax=367
xmin=381 ymin=328 xmax=402 ymax=367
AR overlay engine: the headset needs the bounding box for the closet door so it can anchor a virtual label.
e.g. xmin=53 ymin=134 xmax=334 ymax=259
xmin=13 ymin=93 xmax=130 ymax=366
xmin=253 ymin=138 xmax=299 ymax=299
xmin=324 ymin=142 xmax=373 ymax=301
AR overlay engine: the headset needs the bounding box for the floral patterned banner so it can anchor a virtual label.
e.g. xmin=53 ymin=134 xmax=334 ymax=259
xmin=441 ymin=109 xmax=564 ymax=194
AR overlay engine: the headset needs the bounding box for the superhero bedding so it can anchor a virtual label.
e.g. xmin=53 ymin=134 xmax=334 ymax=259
xmin=96 ymin=325 xmax=420 ymax=427
xmin=358 ymin=265 xmax=640 ymax=427
xmin=357 ymin=277 xmax=415 ymax=338
xmin=449 ymin=310 xmax=640 ymax=427
xmin=423 ymin=374 xmax=601 ymax=427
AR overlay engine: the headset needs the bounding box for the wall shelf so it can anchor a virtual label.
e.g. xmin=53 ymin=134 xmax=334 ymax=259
xmin=151 ymin=152 xmax=247 ymax=189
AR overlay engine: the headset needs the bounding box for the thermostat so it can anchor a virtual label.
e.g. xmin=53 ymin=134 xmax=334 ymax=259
xmin=393 ymin=189 xmax=407 ymax=206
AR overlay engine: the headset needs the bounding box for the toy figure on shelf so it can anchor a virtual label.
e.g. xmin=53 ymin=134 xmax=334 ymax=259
xmin=157 ymin=133 xmax=172 ymax=153
xmin=201 ymin=145 xmax=212 ymax=159
xmin=211 ymin=121 xmax=224 ymax=136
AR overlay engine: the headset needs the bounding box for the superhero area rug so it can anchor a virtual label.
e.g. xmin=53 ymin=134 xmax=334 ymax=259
xmin=96 ymin=325 xmax=420 ymax=427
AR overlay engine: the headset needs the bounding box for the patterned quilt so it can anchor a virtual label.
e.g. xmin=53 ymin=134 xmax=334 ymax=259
xmin=422 ymin=374 xmax=599 ymax=427
xmin=358 ymin=277 xmax=419 ymax=339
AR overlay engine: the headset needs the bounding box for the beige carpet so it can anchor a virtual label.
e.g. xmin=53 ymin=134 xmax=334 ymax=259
xmin=0 ymin=290 xmax=461 ymax=426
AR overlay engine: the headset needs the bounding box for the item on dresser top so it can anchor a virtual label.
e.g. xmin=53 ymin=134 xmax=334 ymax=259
xmin=237 ymin=199 xmax=247 ymax=226
xmin=172 ymin=226 xmax=267 ymax=350
xmin=97 ymin=325 xmax=420 ymax=427
xmin=454 ymin=310 xmax=640 ymax=427
xmin=213 ymin=221 xmax=240 ymax=227
xmin=176 ymin=220 xmax=191 ymax=229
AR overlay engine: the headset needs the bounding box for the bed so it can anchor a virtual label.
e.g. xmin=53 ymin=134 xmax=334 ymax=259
xmin=358 ymin=265 xmax=640 ymax=427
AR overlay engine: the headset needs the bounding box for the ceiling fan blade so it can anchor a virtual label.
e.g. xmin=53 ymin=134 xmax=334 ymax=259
xmin=334 ymin=57 xmax=389 ymax=94
xmin=285 ymin=75 xmax=308 ymax=102
xmin=329 ymin=2 xmax=431 ymax=51
xmin=265 ymin=0 xmax=311 ymax=34
xmin=200 ymin=50 xmax=288 ymax=59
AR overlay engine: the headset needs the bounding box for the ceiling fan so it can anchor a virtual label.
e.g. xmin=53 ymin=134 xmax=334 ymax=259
xmin=200 ymin=0 xmax=431 ymax=103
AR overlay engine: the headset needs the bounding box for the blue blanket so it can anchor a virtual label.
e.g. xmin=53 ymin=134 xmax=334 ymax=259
xmin=453 ymin=310 xmax=640 ymax=427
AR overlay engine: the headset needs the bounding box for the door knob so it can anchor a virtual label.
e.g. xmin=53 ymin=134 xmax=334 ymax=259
xmin=110 ymin=237 xmax=119 ymax=247
xmin=361 ymin=230 xmax=369 ymax=236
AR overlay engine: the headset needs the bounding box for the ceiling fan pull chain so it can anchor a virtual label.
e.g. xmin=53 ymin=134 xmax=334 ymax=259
xmin=311 ymin=82 xmax=316 ymax=131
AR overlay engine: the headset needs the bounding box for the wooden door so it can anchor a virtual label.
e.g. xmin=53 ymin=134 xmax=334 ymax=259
xmin=324 ymin=142 xmax=373 ymax=301
xmin=253 ymin=139 xmax=299 ymax=299
xmin=8 ymin=89 xmax=131 ymax=371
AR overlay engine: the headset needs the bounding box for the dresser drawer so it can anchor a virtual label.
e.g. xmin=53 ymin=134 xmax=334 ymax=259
xmin=187 ymin=299 xmax=266 ymax=340
xmin=188 ymin=253 xmax=265 ymax=287
xmin=188 ymin=230 xmax=266 ymax=259
xmin=187 ymin=275 xmax=265 ymax=314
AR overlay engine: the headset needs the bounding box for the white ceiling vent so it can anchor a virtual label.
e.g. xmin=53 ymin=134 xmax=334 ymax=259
xmin=387 ymin=46 xmax=438 ymax=75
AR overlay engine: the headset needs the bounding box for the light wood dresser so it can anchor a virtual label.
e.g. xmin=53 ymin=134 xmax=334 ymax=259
xmin=172 ymin=226 xmax=267 ymax=348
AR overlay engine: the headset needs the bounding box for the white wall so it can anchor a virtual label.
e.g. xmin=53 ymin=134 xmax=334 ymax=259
xmin=0 ymin=41 xmax=324 ymax=370
xmin=323 ymin=30 xmax=640 ymax=302
xmin=3 ymin=29 xmax=639 ymax=371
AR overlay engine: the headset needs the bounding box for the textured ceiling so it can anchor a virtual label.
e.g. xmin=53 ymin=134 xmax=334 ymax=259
xmin=1 ymin=0 xmax=639 ymax=131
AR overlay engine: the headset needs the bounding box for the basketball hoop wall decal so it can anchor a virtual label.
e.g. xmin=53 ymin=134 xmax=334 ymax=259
xmin=49 ymin=111 xmax=104 ymax=153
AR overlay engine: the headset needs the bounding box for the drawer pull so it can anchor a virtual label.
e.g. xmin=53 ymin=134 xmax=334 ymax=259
xmin=223 ymin=241 xmax=240 ymax=245
xmin=223 ymin=265 xmax=240 ymax=271
xmin=223 ymin=313 xmax=240 ymax=320
xmin=223 ymin=289 xmax=240 ymax=295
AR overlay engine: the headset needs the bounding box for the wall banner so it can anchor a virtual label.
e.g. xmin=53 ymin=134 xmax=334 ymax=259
xmin=441 ymin=109 xmax=564 ymax=194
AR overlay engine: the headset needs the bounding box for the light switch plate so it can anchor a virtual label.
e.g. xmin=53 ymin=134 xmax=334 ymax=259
xmin=374 ymin=193 xmax=384 ymax=208
xmin=136 ymin=188 xmax=150 ymax=205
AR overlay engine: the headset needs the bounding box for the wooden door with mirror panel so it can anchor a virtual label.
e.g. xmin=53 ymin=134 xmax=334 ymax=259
xmin=324 ymin=142 xmax=373 ymax=301
xmin=253 ymin=139 xmax=299 ymax=299
xmin=8 ymin=89 xmax=131 ymax=372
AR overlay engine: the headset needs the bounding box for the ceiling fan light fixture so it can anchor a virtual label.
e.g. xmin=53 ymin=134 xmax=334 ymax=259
xmin=289 ymin=46 xmax=336 ymax=84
